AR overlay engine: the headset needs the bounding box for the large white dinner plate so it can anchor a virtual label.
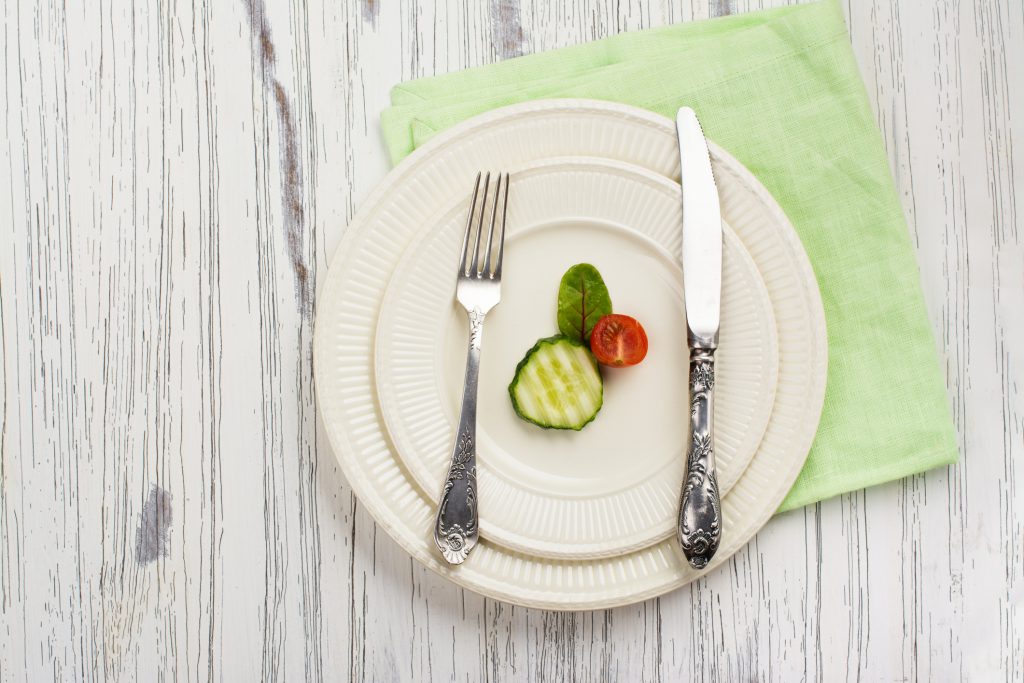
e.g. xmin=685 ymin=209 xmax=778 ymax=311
xmin=314 ymin=99 xmax=827 ymax=609
xmin=375 ymin=158 xmax=778 ymax=559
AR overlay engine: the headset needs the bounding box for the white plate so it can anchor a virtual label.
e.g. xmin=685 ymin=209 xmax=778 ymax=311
xmin=375 ymin=158 xmax=779 ymax=559
xmin=314 ymin=99 xmax=827 ymax=609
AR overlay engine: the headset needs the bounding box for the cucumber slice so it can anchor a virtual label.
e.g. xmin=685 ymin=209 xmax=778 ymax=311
xmin=508 ymin=336 xmax=603 ymax=430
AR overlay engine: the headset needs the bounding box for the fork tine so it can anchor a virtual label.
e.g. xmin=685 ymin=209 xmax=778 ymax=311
xmin=459 ymin=173 xmax=484 ymax=276
xmin=470 ymin=173 xmax=490 ymax=276
xmin=482 ymin=173 xmax=504 ymax=277
xmin=493 ymin=173 xmax=510 ymax=278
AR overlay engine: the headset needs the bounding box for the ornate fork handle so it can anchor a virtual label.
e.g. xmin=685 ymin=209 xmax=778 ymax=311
xmin=677 ymin=345 xmax=722 ymax=569
xmin=433 ymin=308 xmax=485 ymax=564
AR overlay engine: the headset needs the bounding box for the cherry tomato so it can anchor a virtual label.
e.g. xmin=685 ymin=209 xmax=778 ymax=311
xmin=589 ymin=314 xmax=648 ymax=367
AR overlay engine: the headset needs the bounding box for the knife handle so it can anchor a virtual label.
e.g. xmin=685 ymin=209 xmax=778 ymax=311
xmin=677 ymin=345 xmax=722 ymax=569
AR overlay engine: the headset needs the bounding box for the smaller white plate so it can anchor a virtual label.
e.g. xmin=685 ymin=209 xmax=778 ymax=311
xmin=374 ymin=158 xmax=779 ymax=558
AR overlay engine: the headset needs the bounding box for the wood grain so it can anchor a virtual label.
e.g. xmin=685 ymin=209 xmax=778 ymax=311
xmin=1 ymin=0 xmax=1021 ymax=680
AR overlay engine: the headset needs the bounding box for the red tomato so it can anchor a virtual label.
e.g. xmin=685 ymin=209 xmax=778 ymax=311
xmin=589 ymin=314 xmax=648 ymax=367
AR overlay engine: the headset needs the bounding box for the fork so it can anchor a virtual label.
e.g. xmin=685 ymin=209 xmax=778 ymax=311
xmin=433 ymin=172 xmax=510 ymax=565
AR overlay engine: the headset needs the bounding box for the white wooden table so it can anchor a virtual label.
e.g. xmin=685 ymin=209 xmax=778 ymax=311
xmin=2 ymin=0 xmax=1021 ymax=679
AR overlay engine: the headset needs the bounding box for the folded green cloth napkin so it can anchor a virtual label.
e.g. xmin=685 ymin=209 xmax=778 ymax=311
xmin=380 ymin=0 xmax=958 ymax=511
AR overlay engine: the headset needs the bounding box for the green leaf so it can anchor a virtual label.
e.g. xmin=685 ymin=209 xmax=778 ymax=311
xmin=556 ymin=263 xmax=613 ymax=344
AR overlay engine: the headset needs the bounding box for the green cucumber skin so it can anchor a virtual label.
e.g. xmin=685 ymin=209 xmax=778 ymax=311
xmin=507 ymin=335 xmax=604 ymax=431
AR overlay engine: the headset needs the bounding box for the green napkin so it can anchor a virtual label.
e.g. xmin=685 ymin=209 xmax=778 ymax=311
xmin=379 ymin=0 xmax=958 ymax=511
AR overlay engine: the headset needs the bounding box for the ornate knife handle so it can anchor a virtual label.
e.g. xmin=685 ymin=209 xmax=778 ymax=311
xmin=677 ymin=345 xmax=722 ymax=569
xmin=433 ymin=311 xmax=484 ymax=564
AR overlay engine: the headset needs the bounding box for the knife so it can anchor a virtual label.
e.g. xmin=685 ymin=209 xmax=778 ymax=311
xmin=675 ymin=107 xmax=723 ymax=569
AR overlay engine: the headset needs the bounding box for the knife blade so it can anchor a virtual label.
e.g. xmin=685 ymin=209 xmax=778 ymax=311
xmin=677 ymin=107 xmax=722 ymax=346
xmin=675 ymin=107 xmax=723 ymax=569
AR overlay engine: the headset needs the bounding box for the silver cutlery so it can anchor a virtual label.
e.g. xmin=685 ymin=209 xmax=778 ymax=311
xmin=433 ymin=172 xmax=510 ymax=565
xmin=676 ymin=107 xmax=723 ymax=569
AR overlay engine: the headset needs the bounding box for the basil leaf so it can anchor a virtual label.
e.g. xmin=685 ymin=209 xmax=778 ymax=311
xmin=556 ymin=263 xmax=613 ymax=344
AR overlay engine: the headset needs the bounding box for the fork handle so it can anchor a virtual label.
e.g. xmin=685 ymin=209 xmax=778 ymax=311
xmin=677 ymin=345 xmax=722 ymax=569
xmin=433 ymin=307 xmax=485 ymax=564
